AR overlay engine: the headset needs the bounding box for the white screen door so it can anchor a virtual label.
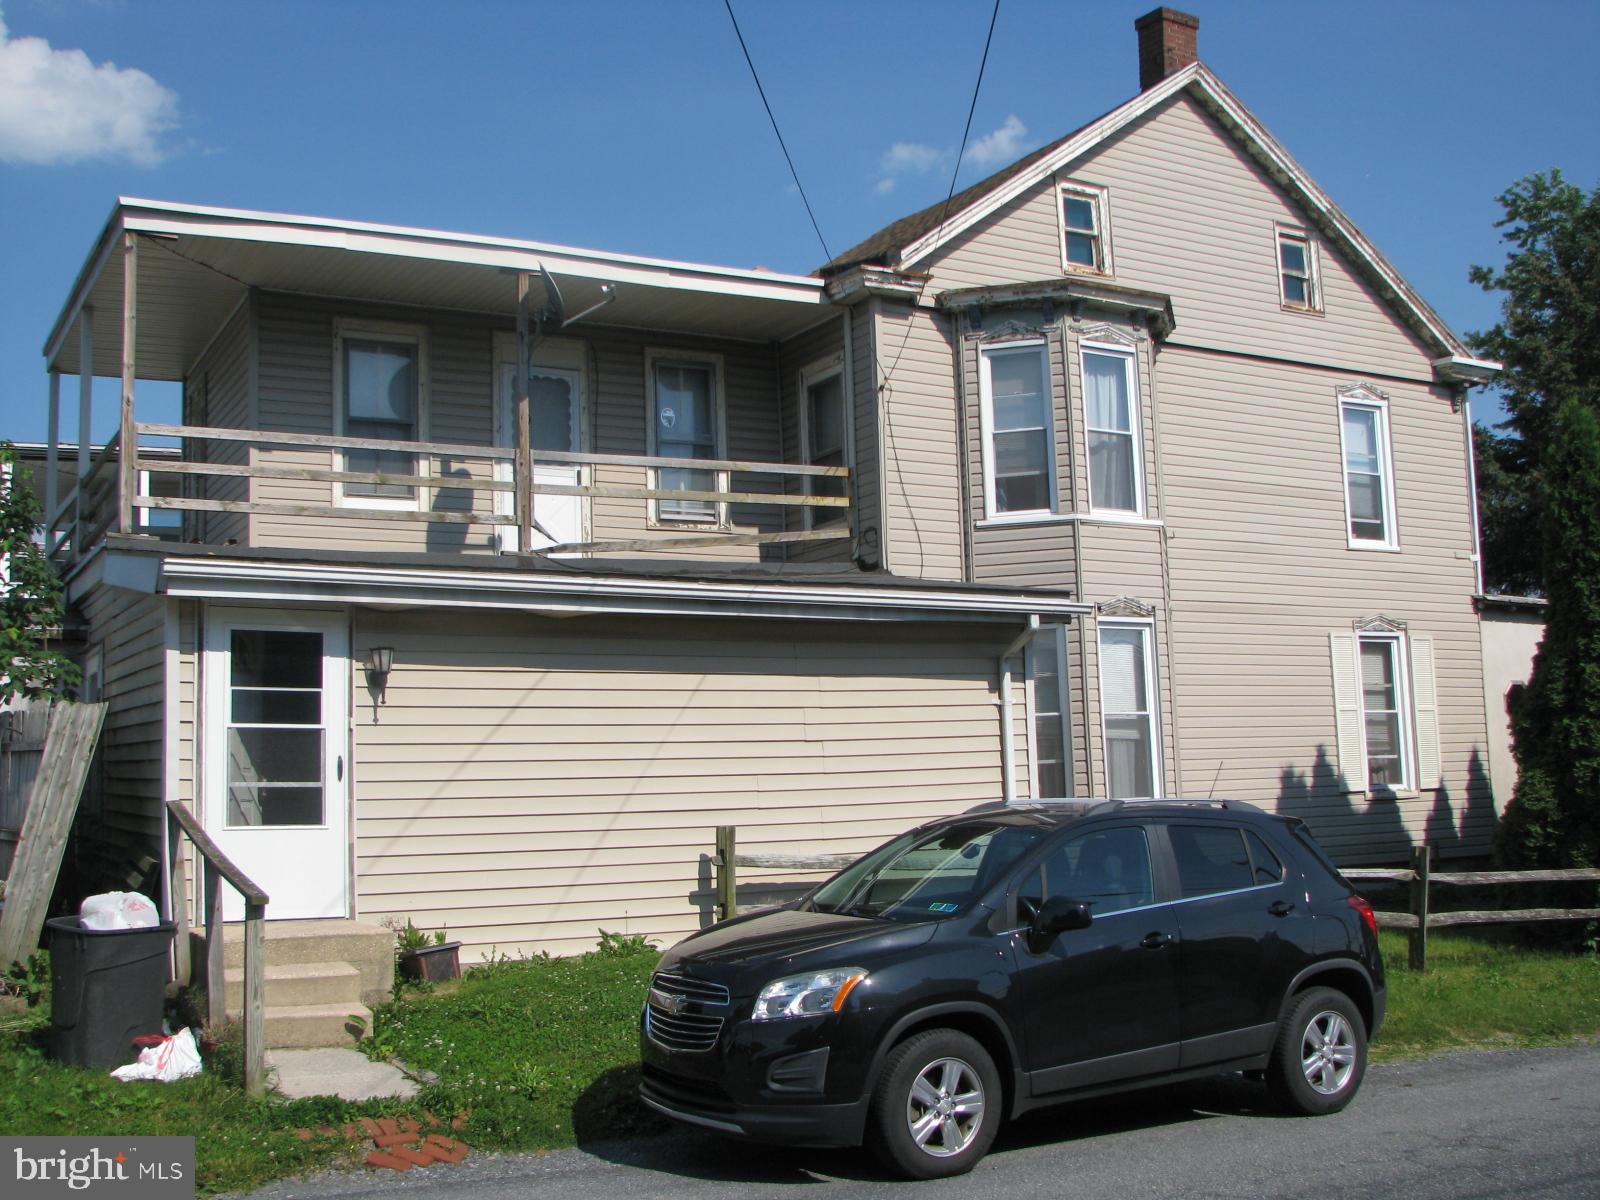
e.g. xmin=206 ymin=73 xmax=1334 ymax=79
xmin=495 ymin=362 xmax=583 ymax=551
xmin=203 ymin=610 xmax=349 ymax=920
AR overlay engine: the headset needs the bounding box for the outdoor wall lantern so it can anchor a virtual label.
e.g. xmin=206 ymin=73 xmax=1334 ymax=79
xmin=364 ymin=646 xmax=395 ymax=713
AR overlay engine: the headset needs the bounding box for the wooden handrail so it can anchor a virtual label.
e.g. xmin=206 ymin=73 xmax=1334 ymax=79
xmin=164 ymin=800 xmax=267 ymax=906
xmin=533 ymin=448 xmax=850 ymax=477
xmin=136 ymin=421 xmax=516 ymax=461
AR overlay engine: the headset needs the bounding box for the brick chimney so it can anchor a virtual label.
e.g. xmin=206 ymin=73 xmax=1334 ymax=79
xmin=1135 ymin=7 xmax=1200 ymax=91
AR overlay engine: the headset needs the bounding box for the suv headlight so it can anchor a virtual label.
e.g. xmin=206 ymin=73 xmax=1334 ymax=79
xmin=751 ymin=967 xmax=869 ymax=1021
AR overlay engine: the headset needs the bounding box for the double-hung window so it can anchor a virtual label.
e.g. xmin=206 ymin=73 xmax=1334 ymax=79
xmin=1027 ymin=628 xmax=1071 ymax=799
xmin=1277 ymin=226 xmax=1319 ymax=311
xmin=1099 ymin=622 xmax=1160 ymax=799
xmin=649 ymin=354 xmax=724 ymax=524
xmin=1338 ymin=390 xmax=1398 ymax=548
xmin=1060 ymin=183 xmax=1112 ymax=274
xmin=338 ymin=325 xmax=423 ymax=507
xmin=1358 ymin=635 xmax=1410 ymax=791
xmin=1082 ymin=346 xmax=1141 ymax=514
xmin=980 ymin=342 xmax=1055 ymax=516
xmin=800 ymin=359 xmax=848 ymax=528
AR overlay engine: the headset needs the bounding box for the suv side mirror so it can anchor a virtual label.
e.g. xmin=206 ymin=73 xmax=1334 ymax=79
xmin=1027 ymin=897 xmax=1092 ymax=951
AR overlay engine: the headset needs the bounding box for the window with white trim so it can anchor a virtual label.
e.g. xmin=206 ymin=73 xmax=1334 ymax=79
xmin=336 ymin=325 xmax=424 ymax=508
xmin=1060 ymin=183 xmax=1112 ymax=274
xmin=1082 ymin=345 xmax=1142 ymax=514
xmin=1277 ymin=226 xmax=1319 ymax=310
xmin=980 ymin=341 xmax=1055 ymax=516
xmin=1026 ymin=627 xmax=1071 ymax=799
xmin=799 ymin=358 xmax=848 ymax=529
xmin=1358 ymin=635 xmax=1410 ymax=791
xmin=1338 ymin=392 xmax=1398 ymax=548
xmin=1099 ymin=622 xmax=1160 ymax=799
xmin=648 ymin=354 xmax=724 ymax=524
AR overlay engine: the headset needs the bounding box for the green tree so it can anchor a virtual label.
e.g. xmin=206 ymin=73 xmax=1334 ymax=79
xmin=1495 ymin=399 xmax=1600 ymax=870
xmin=1469 ymin=169 xmax=1600 ymax=595
xmin=0 ymin=443 xmax=79 ymax=701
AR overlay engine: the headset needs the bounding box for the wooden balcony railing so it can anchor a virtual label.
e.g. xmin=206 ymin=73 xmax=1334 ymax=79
xmin=46 ymin=421 xmax=852 ymax=562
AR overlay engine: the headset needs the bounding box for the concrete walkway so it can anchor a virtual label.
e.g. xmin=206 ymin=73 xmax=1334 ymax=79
xmin=266 ymin=1048 xmax=419 ymax=1101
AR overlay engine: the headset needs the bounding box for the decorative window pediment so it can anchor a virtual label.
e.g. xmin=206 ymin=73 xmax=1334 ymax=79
xmin=1073 ymin=323 xmax=1138 ymax=347
xmin=1098 ymin=596 xmax=1155 ymax=619
xmin=975 ymin=317 xmax=1049 ymax=343
xmin=1336 ymin=382 xmax=1390 ymax=404
xmin=1354 ymin=614 xmax=1407 ymax=634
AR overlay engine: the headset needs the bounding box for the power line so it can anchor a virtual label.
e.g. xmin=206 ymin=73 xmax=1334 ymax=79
xmin=723 ymin=0 xmax=833 ymax=265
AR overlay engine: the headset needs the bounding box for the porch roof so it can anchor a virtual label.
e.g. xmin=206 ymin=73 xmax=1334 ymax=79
xmin=81 ymin=536 xmax=1090 ymax=626
xmin=44 ymin=199 xmax=836 ymax=381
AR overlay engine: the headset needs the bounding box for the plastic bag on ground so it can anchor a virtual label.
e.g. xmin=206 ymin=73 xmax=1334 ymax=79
xmin=79 ymin=891 xmax=160 ymax=930
xmin=111 ymin=1026 xmax=202 ymax=1082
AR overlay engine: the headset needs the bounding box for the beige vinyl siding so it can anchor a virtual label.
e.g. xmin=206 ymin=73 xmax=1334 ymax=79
xmin=77 ymin=587 xmax=168 ymax=854
xmin=251 ymin=294 xmax=501 ymax=555
xmin=873 ymin=303 xmax=964 ymax=580
xmin=923 ymin=94 xmax=1437 ymax=382
xmin=182 ymin=300 xmax=251 ymax=544
xmin=349 ymin=611 xmax=1014 ymax=959
xmin=776 ymin=315 xmax=851 ymax=564
xmin=1156 ymin=347 xmax=1492 ymax=858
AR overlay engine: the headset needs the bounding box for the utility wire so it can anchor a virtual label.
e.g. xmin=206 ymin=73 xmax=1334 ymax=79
xmin=723 ymin=0 xmax=833 ymax=264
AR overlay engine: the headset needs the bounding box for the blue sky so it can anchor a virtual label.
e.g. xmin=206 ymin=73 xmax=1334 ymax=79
xmin=3 ymin=0 xmax=1598 ymax=443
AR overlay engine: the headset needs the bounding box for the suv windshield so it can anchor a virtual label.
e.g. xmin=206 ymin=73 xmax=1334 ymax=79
xmin=810 ymin=820 xmax=1046 ymax=922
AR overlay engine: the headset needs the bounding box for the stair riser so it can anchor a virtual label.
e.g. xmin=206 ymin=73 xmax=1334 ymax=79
xmin=192 ymin=922 xmax=394 ymax=1009
xmin=262 ymin=1005 xmax=371 ymax=1051
xmin=224 ymin=971 xmax=362 ymax=1011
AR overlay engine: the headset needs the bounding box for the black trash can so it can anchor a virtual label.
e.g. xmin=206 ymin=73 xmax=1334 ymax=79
xmin=46 ymin=916 xmax=175 ymax=1069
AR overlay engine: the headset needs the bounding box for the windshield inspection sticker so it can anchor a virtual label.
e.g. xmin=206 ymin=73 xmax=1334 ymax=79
xmin=928 ymin=903 xmax=959 ymax=913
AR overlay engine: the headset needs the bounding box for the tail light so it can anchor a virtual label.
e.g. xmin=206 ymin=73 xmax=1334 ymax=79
xmin=1347 ymin=894 xmax=1379 ymax=938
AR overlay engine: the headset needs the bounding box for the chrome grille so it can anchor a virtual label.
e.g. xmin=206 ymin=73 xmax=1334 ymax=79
xmin=651 ymin=971 xmax=730 ymax=1006
xmin=645 ymin=970 xmax=729 ymax=1052
xmin=646 ymin=1005 xmax=724 ymax=1052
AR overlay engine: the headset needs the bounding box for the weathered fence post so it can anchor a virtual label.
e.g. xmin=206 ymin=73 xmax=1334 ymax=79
xmin=715 ymin=825 xmax=737 ymax=922
xmin=1409 ymin=844 xmax=1431 ymax=972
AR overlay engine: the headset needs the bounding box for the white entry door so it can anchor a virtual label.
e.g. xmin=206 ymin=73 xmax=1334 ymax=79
xmin=203 ymin=609 xmax=349 ymax=920
xmin=495 ymin=352 xmax=585 ymax=552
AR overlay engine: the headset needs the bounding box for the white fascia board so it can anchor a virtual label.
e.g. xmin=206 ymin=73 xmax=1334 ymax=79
xmin=118 ymin=198 xmax=828 ymax=304
xmin=150 ymin=554 xmax=1089 ymax=623
xmin=1431 ymin=355 xmax=1502 ymax=385
xmin=43 ymin=202 xmax=126 ymax=366
xmin=895 ymin=65 xmax=1202 ymax=267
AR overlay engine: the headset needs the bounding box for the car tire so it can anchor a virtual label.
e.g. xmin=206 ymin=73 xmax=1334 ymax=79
xmin=1267 ymin=986 xmax=1368 ymax=1116
xmin=867 ymin=1029 xmax=1001 ymax=1180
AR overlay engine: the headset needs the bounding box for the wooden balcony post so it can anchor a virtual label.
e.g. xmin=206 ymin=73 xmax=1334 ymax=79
xmin=45 ymin=371 xmax=60 ymax=545
xmin=515 ymin=271 xmax=532 ymax=554
xmin=118 ymin=232 xmax=138 ymax=535
xmin=77 ymin=307 xmax=93 ymax=550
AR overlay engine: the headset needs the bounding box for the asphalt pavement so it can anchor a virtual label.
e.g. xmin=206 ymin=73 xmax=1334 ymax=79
xmin=240 ymin=1044 xmax=1600 ymax=1199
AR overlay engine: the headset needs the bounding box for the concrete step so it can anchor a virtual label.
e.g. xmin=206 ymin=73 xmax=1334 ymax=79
xmin=194 ymin=919 xmax=393 ymax=1008
xmin=260 ymin=1002 xmax=372 ymax=1050
xmin=224 ymin=960 xmax=362 ymax=1012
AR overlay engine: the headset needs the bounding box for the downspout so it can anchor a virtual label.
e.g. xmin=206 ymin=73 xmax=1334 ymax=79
xmin=1460 ymin=386 xmax=1485 ymax=596
xmin=999 ymin=615 xmax=1042 ymax=804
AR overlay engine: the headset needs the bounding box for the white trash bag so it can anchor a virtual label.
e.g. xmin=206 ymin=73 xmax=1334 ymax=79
xmin=112 ymin=1027 xmax=203 ymax=1083
xmin=79 ymin=891 xmax=160 ymax=930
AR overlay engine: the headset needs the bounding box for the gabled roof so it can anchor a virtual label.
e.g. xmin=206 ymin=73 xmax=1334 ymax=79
xmin=823 ymin=62 xmax=1497 ymax=379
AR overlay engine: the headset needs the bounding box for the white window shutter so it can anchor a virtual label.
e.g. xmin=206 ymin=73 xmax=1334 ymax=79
xmin=1410 ymin=635 xmax=1441 ymax=790
xmin=1329 ymin=632 xmax=1365 ymax=792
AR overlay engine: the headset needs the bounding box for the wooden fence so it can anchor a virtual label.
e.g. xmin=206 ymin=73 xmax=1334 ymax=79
xmin=710 ymin=828 xmax=1600 ymax=973
xmin=0 ymin=704 xmax=51 ymax=879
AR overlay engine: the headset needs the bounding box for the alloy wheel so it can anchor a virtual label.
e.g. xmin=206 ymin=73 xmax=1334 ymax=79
xmin=905 ymin=1056 xmax=986 ymax=1157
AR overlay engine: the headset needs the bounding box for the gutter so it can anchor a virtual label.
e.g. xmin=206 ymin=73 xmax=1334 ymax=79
xmin=998 ymin=616 xmax=1042 ymax=805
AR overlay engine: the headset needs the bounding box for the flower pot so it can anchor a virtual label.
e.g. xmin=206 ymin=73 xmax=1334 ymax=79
xmin=400 ymin=941 xmax=461 ymax=982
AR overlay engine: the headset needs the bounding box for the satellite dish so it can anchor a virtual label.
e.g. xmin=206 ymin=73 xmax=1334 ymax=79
xmin=536 ymin=263 xmax=566 ymax=330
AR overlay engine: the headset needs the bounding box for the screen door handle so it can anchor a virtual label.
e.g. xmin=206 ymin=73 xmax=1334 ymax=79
xmin=337 ymin=756 xmax=344 ymax=781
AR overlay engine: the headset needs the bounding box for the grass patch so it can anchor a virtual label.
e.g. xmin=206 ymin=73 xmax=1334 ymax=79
xmin=1374 ymin=928 xmax=1600 ymax=1061
xmin=361 ymin=936 xmax=664 ymax=1149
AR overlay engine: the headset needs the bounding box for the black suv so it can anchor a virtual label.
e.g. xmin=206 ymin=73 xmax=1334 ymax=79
xmin=639 ymin=800 xmax=1385 ymax=1178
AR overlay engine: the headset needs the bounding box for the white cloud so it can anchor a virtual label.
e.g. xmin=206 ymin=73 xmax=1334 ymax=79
xmin=963 ymin=114 xmax=1029 ymax=169
xmin=874 ymin=177 xmax=897 ymax=195
xmin=0 ymin=9 xmax=179 ymax=166
xmin=881 ymin=141 xmax=943 ymax=177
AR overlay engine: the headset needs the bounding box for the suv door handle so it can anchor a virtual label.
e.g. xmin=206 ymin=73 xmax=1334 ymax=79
xmin=1139 ymin=932 xmax=1171 ymax=950
xmin=1268 ymin=899 xmax=1295 ymax=917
